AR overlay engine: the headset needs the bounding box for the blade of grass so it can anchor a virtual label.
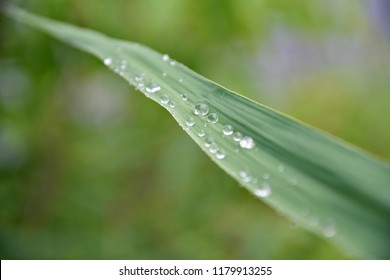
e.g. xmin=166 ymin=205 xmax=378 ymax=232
xmin=5 ymin=6 xmax=390 ymax=259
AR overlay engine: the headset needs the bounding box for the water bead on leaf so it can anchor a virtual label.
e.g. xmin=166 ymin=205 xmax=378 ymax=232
xmin=145 ymin=82 xmax=161 ymax=93
xmin=254 ymin=182 xmax=271 ymax=198
xmin=239 ymin=170 xmax=252 ymax=183
xmin=233 ymin=132 xmax=243 ymax=142
xmin=207 ymin=113 xmax=218 ymax=124
xmin=180 ymin=93 xmax=188 ymax=101
xmin=159 ymin=94 xmax=169 ymax=105
xmin=193 ymin=103 xmax=209 ymax=116
xmin=222 ymin=125 xmax=234 ymax=136
xmin=239 ymin=136 xmax=255 ymax=149
xmin=215 ymin=149 xmax=226 ymax=159
xmin=185 ymin=117 xmax=195 ymax=127
xmin=162 ymin=54 xmax=170 ymax=62
xmin=198 ymin=130 xmax=206 ymax=137
xmin=103 ymin=57 xmax=112 ymax=66
xmin=168 ymin=100 xmax=176 ymax=108
xmin=204 ymin=136 xmax=214 ymax=147
xmin=209 ymin=143 xmax=218 ymax=154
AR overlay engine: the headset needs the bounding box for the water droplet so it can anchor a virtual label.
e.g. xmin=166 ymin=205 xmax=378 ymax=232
xmin=135 ymin=74 xmax=144 ymax=82
xmin=162 ymin=72 xmax=168 ymax=77
xmin=168 ymin=100 xmax=176 ymax=108
xmin=262 ymin=173 xmax=270 ymax=180
xmin=239 ymin=170 xmax=252 ymax=183
xmin=162 ymin=54 xmax=170 ymax=62
xmin=134 ymin=74 xmax=146 ymax=89
xmin=193 ymin=103 xmax=209 ymax=116
xmin=222 ymin=125 xmax=234 ymax=136
xmin=170 ymin=60 xmax=176 ymax=66
xmin=277 ymin=164 xmax=284 ymax=172
xmin=207 ymin=113 xmax=218 ymax=124
xmin=145 ymin=82 xmax=161 ymax=93
xmin=239 ymin=136 xmax=255 ymax=149
xmin=323 ymin=226 xmax=336 ymax=238
xmin=209 ymin=143 xmax=218 ymax=154
xmin=104 ymin=57 xmax=112 ymax=66
xmin=233 ymin=132 xmax=243 ymax=142
xmin=180 ymin=93 xmax=188 ymax=101
xmin=185 ymin=117 xmax=195 ymax=127
xmin=215 ymin=149 xmax=226 ymax=159
xmin=159 ymin=94 xmax=169 ymax=105
xmin=119 ymin=60 xmax=127 ymax=71
xmin=204 ymin=136 xmax=214 ymax=147
xmin=198 ymin=130 xmax=206 ymax=137
xmin=254 ymin=182 xmax=271 ymax=198
xmin=178 ymin=78 xmax=183 ymax=83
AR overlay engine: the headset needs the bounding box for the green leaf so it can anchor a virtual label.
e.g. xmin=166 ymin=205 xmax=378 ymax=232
xmin=6 ymin=6 xmax=390 ymax=259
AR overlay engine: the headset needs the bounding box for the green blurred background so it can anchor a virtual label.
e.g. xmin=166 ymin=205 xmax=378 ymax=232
xmin=1 ymin=0 xmax=390 ymax=259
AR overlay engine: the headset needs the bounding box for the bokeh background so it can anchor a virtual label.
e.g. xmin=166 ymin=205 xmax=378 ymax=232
xmin=1 ymin=0 xmax=390 ymax=259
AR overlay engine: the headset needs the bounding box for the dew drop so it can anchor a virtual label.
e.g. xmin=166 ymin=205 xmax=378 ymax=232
xmin=103 ymin=57 xmax=113 ymax=66
xmin=185 ymin=117 xmax=195 ymax=127
xmin=323 ymin=226 xmax=336 ymax=238
xmin=179 ymin=78 xmax=184 ymax=83
xmin=322 ymin=220 xmax=337 ymax=238
xmin=207 ymin=113 xmax=219 ymax=124
xmin=239 ymin=170 xmax=252 ymax=183
xmin=145 ymin=82 xmax=161 ymax=93
xmin=222 ymin=125 xmax=234 ymax=136
xmin=209 ymin=143 xmax=218 ymax=154
xmin=119 ymin=60 xmax=127 ymax=71
xmin=135 ymin=74 xmax=144 ymax=82
xmin=170 ymin=60 xmax=176 ymax=66
xmin=168 ymin=100 xmax=176 ymax=108
xmin=180 ymin=93 xmax=188 ymax=101
xmin=198 ymin=130 xmax=206 ymax=137
xmin=277 ymin=164 xmax=284 ymax=172
xmin=134 ymin=74 xmax=146 ymax=89
xmin=215 ymin=149 xmax=226 ymax=159
xmin=239 ymin=136 xmax=255 ymax=149
xmin=233 ymin=132 xmax=243 ymax=142
xmin=254 ymin=182 xmax=271 ymax=198
xmin=162 ymin=72 xmax=168 ymax=77
xmin=193 ymin=103 xmax=209 ymax=116
xmin=159 ymin=94 xmax=169 ymax=105
xmin=262 ymin=173 xmax=270 ymax=180
xmin=204 ymin=136 xmax=214 ymax=147
xmin=162 ymin=54 xmax=170 ymax=62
